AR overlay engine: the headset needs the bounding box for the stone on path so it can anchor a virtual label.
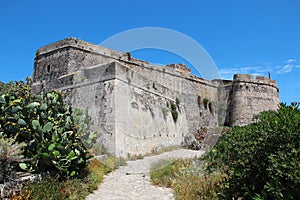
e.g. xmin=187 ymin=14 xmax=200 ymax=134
xmin=86 ymin=149 xmax=204 ymax=200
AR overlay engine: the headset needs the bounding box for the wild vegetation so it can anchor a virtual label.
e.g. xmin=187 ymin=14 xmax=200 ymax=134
xmin=151 ymin=103 xmax=300 ymax=199
xmin=150 ymin=158 xmax=228 ymax=200
xmin=12 ymin=157 xmax=124 ymax=200
xmin=2 ymin=78 xmax=299 ymax=199
xmin=0 ymin=80 xmax=91 ymax=178
xmin=0 ymin=80 xmax=125 ymax=199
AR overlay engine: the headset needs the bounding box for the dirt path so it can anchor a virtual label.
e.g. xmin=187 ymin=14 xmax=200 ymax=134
xmin=86 ymin=149 xmax=204 ymax=200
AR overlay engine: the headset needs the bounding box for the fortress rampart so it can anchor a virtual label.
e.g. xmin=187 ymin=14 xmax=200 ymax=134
xmin=32 ymin=38 xmax=279 ymax=156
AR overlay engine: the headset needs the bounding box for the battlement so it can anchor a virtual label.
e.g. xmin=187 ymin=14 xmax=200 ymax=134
xmin=36 ymin=37 xmax=122 ymax=58
xmin=233 ymin=74 xmax=278 ymax=89
xmin=165 ymin=63 xmax=191 ymax=76
xmin=233 ymin=74 xmax=254 ymax=81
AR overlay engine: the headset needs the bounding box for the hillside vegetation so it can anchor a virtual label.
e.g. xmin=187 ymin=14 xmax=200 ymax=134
xmin=0 ymin=80 xmax=124 ymax=199
xmin=151 ymin=103 xmax=300 ymax=199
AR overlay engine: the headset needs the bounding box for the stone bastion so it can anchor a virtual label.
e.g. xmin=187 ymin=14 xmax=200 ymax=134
xmin=32 ymin=37 xmax=280 ymax=157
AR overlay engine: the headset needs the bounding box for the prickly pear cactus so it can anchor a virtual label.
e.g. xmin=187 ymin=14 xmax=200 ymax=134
xmin=0 ymin=80 xmax=92 ymax=178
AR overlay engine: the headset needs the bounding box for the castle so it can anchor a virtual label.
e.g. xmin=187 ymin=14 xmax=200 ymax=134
xmin=32 ymin=38 xmax=280 ymax=157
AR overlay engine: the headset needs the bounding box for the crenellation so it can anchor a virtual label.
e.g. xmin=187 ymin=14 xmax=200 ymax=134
xmin=166 ymin=63 xmax=191 ymax=76
xmin=233 ymin=74 xmax=254 ymax=81
xmin=32 ymin=38 xmax=280 ymax=156
xmin=228 ymin=74 xmax=279 ymax=126
xmin=37 ymin=37 xmax=122 ymax=58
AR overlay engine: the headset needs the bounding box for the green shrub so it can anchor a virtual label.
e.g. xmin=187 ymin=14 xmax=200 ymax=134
xmin=175 ymin=97 xmax=180 ymax=106
xmin=203 ymin=98 xmax=209 ymax=109
xmin=204 ymin=103 xmax=300 ymax=199
xmin=0 ymin=81 xmax=91 ymax=179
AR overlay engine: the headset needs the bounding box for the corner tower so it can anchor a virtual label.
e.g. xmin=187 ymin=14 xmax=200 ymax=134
xmin=228 ymin=74 xmax=280 ymax=126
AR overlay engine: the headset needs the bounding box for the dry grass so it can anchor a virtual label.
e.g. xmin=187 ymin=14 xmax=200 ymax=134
xmin=150 ymin=158 xmax=228 ymax=200
xmin=11 ymin=157 xmax=124 ymax=200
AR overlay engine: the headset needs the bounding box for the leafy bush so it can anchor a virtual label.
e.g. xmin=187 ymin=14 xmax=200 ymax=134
xmin=204 ymin=103 xmax=300 ymax=199
xmin=0 ymin=81 xmax=91 ymax=179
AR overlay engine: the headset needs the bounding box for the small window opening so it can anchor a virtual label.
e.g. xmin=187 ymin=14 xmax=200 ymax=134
xmin=46 ymin=65 xmax=51 ymax=74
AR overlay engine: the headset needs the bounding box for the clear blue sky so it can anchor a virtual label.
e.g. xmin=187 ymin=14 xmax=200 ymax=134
xmin=0 ymin=0 xmax=299 ymax=104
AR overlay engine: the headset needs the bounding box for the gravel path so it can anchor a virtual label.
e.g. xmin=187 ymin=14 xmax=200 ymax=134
xmin=86 ymin=149 xmax=204 ymax=200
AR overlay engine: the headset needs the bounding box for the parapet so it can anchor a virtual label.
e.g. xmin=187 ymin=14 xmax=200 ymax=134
xmin=233 ymin=74 xmax=277 ymax=88
xmin=233 ymin=74 xmax=254 ymax=81
xmin=35 ymin=37 xmax=122 ymax=58
xmin=165 ymin=63 xmax=191 ymax=76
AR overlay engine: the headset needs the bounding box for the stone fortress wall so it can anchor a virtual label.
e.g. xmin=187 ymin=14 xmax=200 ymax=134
xmin=32 ymin=38 xmax=280 ymax=157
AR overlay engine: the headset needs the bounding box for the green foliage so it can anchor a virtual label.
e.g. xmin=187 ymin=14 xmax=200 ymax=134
xmin=203 ymin=98 xmax=209 ymax=104
xmin=175 ymin=97 xmax=180 ymax=106
xmin=0 ymin=81 xmax=91 ymax=179
xmin=73 ymin=108 xmax=96 ymax=150
xmin=203 ymin=98 xmax=209 ymax=109
xmin=170 ymin=101 xmax=178 ymax=123
xmin=125 ymin=52 xmax=131 ymax=60
xmin=204 ymin=103 xmax=300 ymax=199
